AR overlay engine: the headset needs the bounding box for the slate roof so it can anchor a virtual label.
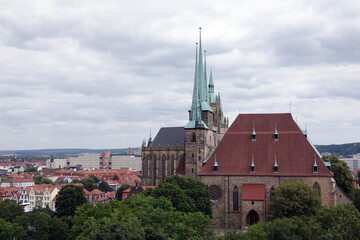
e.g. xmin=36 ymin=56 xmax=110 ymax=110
xmin=152 ymin=127 xmax=185 ymax=147
xmin=199 ymin=113 xmax=332 ymax=177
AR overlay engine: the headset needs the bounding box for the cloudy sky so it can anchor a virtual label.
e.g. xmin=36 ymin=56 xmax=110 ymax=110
xmin=1 ymin=0 xmax=359 ymax=150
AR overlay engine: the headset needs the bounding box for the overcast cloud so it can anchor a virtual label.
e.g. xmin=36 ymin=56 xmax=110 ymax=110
xmin=0 ymin=0 xmax=359 ymax=150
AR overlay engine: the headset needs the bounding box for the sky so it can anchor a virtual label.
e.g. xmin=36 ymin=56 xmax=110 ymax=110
xmin=0 ymin=0 xmax=359 ymax=150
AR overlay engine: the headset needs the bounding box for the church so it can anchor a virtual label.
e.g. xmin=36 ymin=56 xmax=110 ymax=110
xmin=141 ymin=30 xmax=352 ymax=229
xmin=141 ymin=28 xmax=228 ymax=186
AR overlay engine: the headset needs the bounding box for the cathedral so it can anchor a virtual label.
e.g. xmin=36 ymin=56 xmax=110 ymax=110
xmin=141 ymin=29 xmax=228 ymax=186
xmin=141 ymin=29 xmax=352 ymax=229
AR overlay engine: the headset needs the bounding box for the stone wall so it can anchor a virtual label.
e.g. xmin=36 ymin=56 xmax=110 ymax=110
xmin=200 ymin=175 xmax=337 ymax=230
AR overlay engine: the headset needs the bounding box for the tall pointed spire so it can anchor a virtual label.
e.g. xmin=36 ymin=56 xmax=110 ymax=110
xmin=203 ymin=50 xmax=208 ymax=102
xmin=190 ymin=43 xmax=200 ymax=122
xmin=208 ymin=69 xmax=215 ymax=103
xmin=198 ymin=27 xmax=204 ymax=103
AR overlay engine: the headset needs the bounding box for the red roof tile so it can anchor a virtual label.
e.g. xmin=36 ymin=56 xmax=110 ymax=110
xmin=199 ymin=113 xmax=332 ymax=177
xmin=241 ymin=184 xmax=265 ymax=200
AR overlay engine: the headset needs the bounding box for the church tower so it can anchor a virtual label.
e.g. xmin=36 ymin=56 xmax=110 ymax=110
xmin=184 ymin=28 xmax=228 ymax=178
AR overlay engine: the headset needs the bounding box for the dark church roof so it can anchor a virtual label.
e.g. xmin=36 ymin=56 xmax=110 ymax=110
xmin=152 ymin=127 xmax=185 ymax=147
xmin=199 ymin=113 xmax=332 ymax=177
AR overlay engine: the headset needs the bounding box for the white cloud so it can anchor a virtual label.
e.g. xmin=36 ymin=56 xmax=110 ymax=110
xmin=0 ymin=0 xmax=359 ymax=149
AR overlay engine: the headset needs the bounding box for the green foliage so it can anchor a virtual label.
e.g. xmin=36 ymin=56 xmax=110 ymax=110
xmin=94 ymin=223 xmax=131 ymax=240
xmin=89 ymin=174 xmax=100 ymax=183
xmin=0 ymin=218 xmax=26 ymax=240
xmin=223 ymin=228 xmax=243 ymax=240
xmin=151 ymin=175 xmax=212 ymax=216
xmin=262 ymin=217 xmax=311 ymax=240
xmin=323 ymin=155 xmax=354 ymax=197
xmin=98 ymin=181 xmax=113 ymax=193
xmin=55 ymin=184 xmax=87 ymax=217
xmin=310 ymin=204 xmax=360 ymax=240
xmin=242 ymin=224 xmax=266 ymax=240
xmin=33 ymin=176 xmax=55 ymax=185
xmin=0 ymin=199 xmax=24 ymax=222
xmin=269 ymin=181 xmax=321 ymax=219
xmin=115 ymin=184 xmax=131 ymax=200
xmin=24 ymin=167 xmax=37 ymax=172
xmin=15 ymin=211 xmax=69 ymax=240
xmin=72 ymin=177 xmax=98 ymax=191
xmin=70 ymin=194 xmax=212 ymax=240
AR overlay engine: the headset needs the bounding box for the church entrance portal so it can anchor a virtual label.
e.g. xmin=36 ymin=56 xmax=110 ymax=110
xmin=246 ymin=210 xmax=259 ymax=225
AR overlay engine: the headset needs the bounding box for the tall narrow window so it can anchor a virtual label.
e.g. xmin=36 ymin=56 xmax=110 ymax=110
xmin=313 ymin=182 xmax=321 ymax=196
xmin=162 ymin=155 xmax=166 ymax=180
xmin=233 ymin=186 xmax=239 ymax=211
xmin=171 ymin=154 xmax=175 ymax=175
xmin=270 ymin=186 xmax=275 ymax=200
xmin=192 ymin=132 xmax=196 ymax=142
xmin=153 ymin=155 xmax=157 ymax=186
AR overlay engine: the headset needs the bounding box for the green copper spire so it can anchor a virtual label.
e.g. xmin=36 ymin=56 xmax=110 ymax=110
xmin=185 ymin=41 xmax=208 ymax=129
xmin=189 ymin=42 xmax=202 ymax=123
xmin=198 ymin=28 xmax=204 ymax=103
xmin=203 ymin=50 xmax=208 ymax=102
xmin=208 ymin=69 xmax=215 ymax=103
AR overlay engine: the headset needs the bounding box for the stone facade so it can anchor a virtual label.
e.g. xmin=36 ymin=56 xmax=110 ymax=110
xmin=142 ymin=143 xmax=184 ymax=186
xmin=199 ymin=113 xmax=353 ymax=230
xmin=201 ymin=175 xmax=344 ymax=229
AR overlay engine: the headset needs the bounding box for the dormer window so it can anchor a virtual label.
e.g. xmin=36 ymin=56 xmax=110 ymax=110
xmin=250 ymin=154 xmax=255 ymax=173
xmin=274 ymin=123 xmax=279 ymax=141
xmin=274 ymin=154 xmax=278 ymax=173
xmin=252 ymin=123 xmax=256 ymax=141
xmin=313 ymin=154 xmax=318 ymax=173
xmin=213 ymin=155 xmax=218 ymax=172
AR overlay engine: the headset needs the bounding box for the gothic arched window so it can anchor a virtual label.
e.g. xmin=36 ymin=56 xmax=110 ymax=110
xmin=313 ymin=182 xmax=321 ymax=196
xmin=153 ymin=155 xmax=157 ymax=186
xmin=171 ymin=154 xmax=175 ymax=175
xmin=270 ymin=186 xmax=275 ymax=200
xmin=192 ymin=132 xmax=196 ymax=142
xmin=233 ymin=186 xmax=239 ymax=211
xmin=162 ymin=155 xmax=166 ymax=180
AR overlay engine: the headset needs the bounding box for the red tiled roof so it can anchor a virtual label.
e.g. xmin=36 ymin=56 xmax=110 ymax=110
xmin=241 ymin=184 xmax=265 ymax=200
xmin=12 ymin=178 xmax=34 ymax=183
xmin=199 ymin=113 xmax=332 ymax=177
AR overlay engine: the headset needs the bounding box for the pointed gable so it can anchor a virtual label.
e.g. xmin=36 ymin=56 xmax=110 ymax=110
xmin=199 ymin=113 xmax=332 ymax=176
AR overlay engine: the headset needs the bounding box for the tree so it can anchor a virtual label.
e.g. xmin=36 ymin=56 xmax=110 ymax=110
xmin=70 ymin=194 xmax=213 ymax=240
xmin=98 ymin=181 xmax=113 ymax=193
xmin=0 ymin=199 xmax=24 ymax=222
xmin=262 ymin=217 xmax=311 ymax=240
xmin=55 ymin=184 xmax=87 ymax=217
xmin=0 ymin=218 xmax=26 ymax=240
xmin=310 ymin=204 xmax=360 ymax=240
xmin=24 ymin=167 xmax=37 ymax=172
xmin=73 ymin=177 xmax=98 ymax=191
xmin=269 ymin=181 xmax=321 ymax=219
xmin=151 ymin=175 xmax=212 ymax=216
xmin=15 ymin=211 xmax=69 ymax=240
xmin=323 ymin=155 xmax=354 ymax=197
xmin=116 ymin=184 xmax=131 ymax=200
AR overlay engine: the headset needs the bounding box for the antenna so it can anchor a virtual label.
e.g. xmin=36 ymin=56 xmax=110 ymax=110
xmin=289 ymin=101 xmax=292 ymax=113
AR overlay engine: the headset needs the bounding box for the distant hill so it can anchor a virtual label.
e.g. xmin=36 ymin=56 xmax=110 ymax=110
xmin=0 ymin=148 xmax=140 ymax=158
xmin=315 ymin=143 xmax=360 ymax=157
